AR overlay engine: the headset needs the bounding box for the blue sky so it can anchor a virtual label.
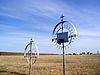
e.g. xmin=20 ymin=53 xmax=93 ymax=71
xmin=0 ymin=0 xmax=100 ymax=54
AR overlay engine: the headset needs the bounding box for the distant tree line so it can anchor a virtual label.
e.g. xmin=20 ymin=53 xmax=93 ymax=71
xmin=80 ymin=52 xmax=93 ymax=55
xmin=68 ymin=51 xmax=99 ymax=55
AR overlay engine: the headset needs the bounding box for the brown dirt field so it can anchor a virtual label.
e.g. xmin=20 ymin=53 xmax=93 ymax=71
xmin=0 ymin=55 xmax=100 ymax=75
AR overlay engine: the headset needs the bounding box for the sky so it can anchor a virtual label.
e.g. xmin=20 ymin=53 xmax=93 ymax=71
xmin=0 ymin=0 xmax=100 ymax=54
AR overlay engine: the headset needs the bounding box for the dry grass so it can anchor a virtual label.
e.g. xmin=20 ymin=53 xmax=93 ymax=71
xmin=0 ymin=55 xmax=100 ymax=75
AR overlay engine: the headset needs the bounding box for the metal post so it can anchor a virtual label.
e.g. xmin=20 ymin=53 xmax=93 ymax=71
xmin=63 ymin=43 xmax=66 ymax=75
xmin=29 ymin=39 xmax=32 ymax=75
xmin=61 ymin=15 xmax=66 ymax=75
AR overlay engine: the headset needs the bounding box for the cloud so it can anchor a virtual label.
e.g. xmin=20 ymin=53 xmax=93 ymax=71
xmin=78 ymin=28 xmax=100 ymax=38
xmin=0 ymin=24 xmax=16 ymax=30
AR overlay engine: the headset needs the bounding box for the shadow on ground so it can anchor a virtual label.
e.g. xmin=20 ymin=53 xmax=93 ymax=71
xmin=0 ymin=70 xmax=27 ymax=75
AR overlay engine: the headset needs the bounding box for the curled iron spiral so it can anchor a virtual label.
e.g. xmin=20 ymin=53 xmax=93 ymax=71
xmin=52 ymin=16 xmax=77 ymax=49
xmin=24 ymin=38 xmax=39 ymax=64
